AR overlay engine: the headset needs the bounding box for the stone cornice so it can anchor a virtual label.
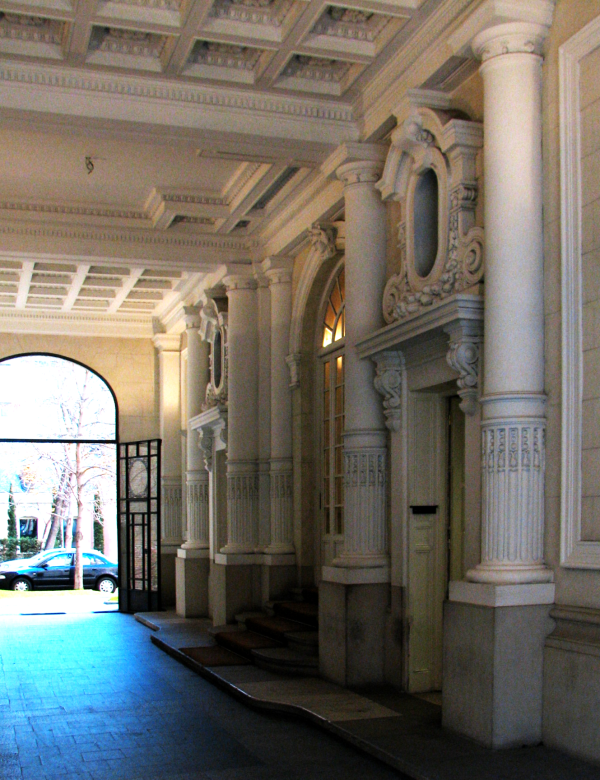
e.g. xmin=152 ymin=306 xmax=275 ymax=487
xmin=0 ymin=220 xmax=256 ymax=254
xmin=0 ymin=309 xmax=154 ymax=338
xmin=0 ymin=61 xmax=358 ymax=142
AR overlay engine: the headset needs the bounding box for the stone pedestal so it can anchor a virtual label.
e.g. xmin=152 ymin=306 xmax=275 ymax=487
xmin=176 ymin=549 xmax=210 ymax=617
xmin=443 ymin=583 xmax=554 ymax=747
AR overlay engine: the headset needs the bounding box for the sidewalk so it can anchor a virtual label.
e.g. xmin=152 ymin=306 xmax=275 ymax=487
xmin=138 ymin=611 xmax=600 ymax=780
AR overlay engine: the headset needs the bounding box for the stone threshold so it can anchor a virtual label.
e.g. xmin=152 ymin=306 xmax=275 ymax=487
xmin=137 ymin=611 xmax=600 ymax=780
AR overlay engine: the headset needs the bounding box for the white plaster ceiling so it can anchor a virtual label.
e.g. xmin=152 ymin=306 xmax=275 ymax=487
xmin=0 ymin=0 xmax=481 ymax=334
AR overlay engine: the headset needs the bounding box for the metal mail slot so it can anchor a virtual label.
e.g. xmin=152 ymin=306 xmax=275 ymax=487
xmin=410 ymin=505 xmax=438 ymax=515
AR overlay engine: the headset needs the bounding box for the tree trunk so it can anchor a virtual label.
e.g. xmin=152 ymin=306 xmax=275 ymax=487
xmin=73 ymin=443 xmax=84 ymax=590
xmin=44 ymin=468 xmax=71 ymax=550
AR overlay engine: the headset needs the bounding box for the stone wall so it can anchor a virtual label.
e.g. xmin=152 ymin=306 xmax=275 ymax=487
xmin=0 ymin=334 xmax=159 ymax=442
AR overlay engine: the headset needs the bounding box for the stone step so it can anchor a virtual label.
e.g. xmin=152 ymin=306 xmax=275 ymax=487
xmin=234 ymin=611 xmax=265 ymax=629
xmin=251 ymin=646 xmax=319 ymax=676
xmin=215 ymin=629 xmax=282 ymax=661
xmin=274 ymin=600 xmax=319 ymax=628
xmin=284 ymin=630 xmax=319 ymax=657
xmin=245 ymin=615 xmax=308 ymax=642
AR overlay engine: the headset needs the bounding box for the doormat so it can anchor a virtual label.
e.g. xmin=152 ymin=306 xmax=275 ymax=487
xmin=180 ymin=645 xmax=251 ymax=667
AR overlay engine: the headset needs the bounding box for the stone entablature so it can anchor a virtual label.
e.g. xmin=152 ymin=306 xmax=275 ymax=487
xmin=377 ymin=101 xmax=484 ymax=323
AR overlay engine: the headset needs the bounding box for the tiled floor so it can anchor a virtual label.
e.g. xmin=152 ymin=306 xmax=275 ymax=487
xmin=0 ymin=612 xmax=407 ymax=780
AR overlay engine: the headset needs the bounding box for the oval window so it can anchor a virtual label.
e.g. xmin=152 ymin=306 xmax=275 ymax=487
xmin=213 ymin=330 xmax=222 ymax=389
xmin=413 ymin=168 xmax=439 ymax=278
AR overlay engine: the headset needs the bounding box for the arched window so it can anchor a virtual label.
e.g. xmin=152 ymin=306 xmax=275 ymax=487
xmin=319 ymin=266 xmax=345 ymax=540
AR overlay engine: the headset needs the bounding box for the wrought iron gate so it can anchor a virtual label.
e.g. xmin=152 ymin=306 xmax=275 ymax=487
xmin=118 ymin=440 xmax=161 ymax=613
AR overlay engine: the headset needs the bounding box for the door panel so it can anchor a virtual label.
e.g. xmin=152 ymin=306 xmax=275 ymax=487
xmin=118 ymin=439 xmax=161 ymax=613
xmin=407 ymin=394 xmax=447 ymax=693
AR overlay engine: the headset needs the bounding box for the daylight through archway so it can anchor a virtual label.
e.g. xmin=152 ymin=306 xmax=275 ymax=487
xmin=0 ymin=354 xmax=118 ymax=615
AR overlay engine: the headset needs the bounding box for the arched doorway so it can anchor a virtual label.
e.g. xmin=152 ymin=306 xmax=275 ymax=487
xmin=0 ymin=353 xmax=119 ymax=612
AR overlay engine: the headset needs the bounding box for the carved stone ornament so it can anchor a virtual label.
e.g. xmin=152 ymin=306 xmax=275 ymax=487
xmin=200 ymin=292 xmax=228 ymax=409
xmin=308 ymin=223 xmax=337 ymax=262
xmin=377 ymin=106 xmax=484 ymax=323
xmin=372 ymin=351 xmax=405 ymax=431
xmin=285 ymin=352 xmax=301 ymax=389
xmin=198 ymin=427 xmax=214 ymax=472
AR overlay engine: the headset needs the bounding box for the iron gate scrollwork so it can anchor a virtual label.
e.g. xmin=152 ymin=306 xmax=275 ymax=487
xmin=118 ymin=439 xmax=161 ymax=613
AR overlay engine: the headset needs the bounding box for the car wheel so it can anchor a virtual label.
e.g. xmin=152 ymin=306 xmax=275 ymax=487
xmin=96 ymin=576 xmax=116 ymax=594
xmin=11 ymin=577 xmax=32 ymax=592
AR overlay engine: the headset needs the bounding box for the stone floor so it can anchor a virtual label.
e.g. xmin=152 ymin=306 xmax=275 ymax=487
xmin=0 ymin=612 xmax=408 ymax=780
xmin=142 ymin=612 xmax=600 ymax=780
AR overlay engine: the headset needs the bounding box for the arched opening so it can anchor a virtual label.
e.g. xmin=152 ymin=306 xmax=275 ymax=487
xmin=0 ymin=353 xmax=118 ymax=614
xmin=413 ymin=168 xmax=439 ymax=279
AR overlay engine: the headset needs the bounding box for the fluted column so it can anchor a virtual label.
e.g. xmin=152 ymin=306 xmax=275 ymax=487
xmin=153 ymin=333 xmax=183 ymax=547
xmin=334 ymin=147 xmax=388 ymax=568
xmin=264 ymin=260 xmax=294 ymax=554
xmin=221 ymin=274 xmax=259 ymax=554
xmin=182 ymin=306 xmax=210 ymax=550
xmin=466 ymin=21 xmax=552 ymax=586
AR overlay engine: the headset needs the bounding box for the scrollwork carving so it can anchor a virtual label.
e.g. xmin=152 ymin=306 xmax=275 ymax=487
xmin=372 ymin=351 xmax=405 ymax=431
xmin=309 ymin=223 xmax=338 ymax=261
xmin=381 ymin=105 xmax=484 ymax=324
xmin=446 ymin=333 xmax=480 ymax=416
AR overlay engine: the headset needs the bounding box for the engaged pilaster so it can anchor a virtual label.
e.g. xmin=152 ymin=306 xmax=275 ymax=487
xmin=264 ymin=260 xmax=294 ymax=556
xmin=182 ymin=306 xmax=210 ymax=551
xmin=220 ymin=273 xmax=259 ymax=556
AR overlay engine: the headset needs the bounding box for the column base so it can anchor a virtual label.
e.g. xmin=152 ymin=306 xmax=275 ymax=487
xmin=209 ymin=560 xmax=260 ymax=626
xmin=319 ymin=579 xmax=388 ymax=687
xmin=175 ymin=548 xmax=209 ymax=618
xmin=443 ymin=582 xmax=555 ymax=748
xmin=466 ymin=563 xmax=554 ymax=585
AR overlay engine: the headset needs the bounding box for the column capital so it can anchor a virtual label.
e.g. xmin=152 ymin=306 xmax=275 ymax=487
xmin=260 ymin=256 xmax=294 ymax=286
xmin=153 ymin=332 xmax=181 ymax=352
xmin=448 ymin=0 xmax=554 ymax=60
xmin=321 ymin=142 xmax=387 ymax=182
xmin=183 ymin=305 xmax=201 ymax=331
xmin=223 ymin=273 xmax=257 ymax=292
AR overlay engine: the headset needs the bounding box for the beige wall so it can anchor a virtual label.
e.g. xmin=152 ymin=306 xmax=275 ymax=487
xmin=0 ymin=334 xmax=159 ymax=443
xmin=543 ymin=0 xmax=600 ymax=608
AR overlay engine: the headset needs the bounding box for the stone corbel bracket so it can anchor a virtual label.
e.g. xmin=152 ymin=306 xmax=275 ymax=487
xmin=286 ymin=352 xmax=302 ymax=389
xmin=372 ymin=350 xmax=405 ymax=432
xmin=308 ymin=223 xmax=338 ymax=262
xmin=192 ymin=404 xmax=228 ymax=472
xmin=444 ymin=319 xmax=483 ymax=416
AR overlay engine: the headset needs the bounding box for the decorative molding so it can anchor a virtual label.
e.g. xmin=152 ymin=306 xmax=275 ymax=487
xmin=161 ymin=479 xmax=183 ymax=544
xmin=222 ymin=462 xmax=259 ymax=554
xmin=468 ymin=413 xmax=552 ymax=585
xmin=265 ymin=460 xmax=294 ymax=554
xmin=312 ymin=7 xmax=391 ymax=43
xmin=183 ymin=471 xmax=209 ymax=549
xmin=285 ymin=352 xmax=301 ymax=388
xmin=337 ymin=159 xmax=383 ymax=187
xmin=188 ymin=41 xmax=264 ymax=71
xmin=0 ymin=221 xmax=255 ymax=251
xmin=472 ymin=22 xmax=547 ymax=62
xmin=372 ymin=350 xmax=405 ymax=432
xmin=0 ymin=308 xmax=153 ymax=337
xmin=444 ymin=319 xmax=482 ymax=416
xmin=308 ymin=222 xmax=338 ymax=261
xmin=559 ymin=15 xmax=600 ymax=570
xmin=0 ymin=201 xmax=146 ymax=221
xmin=0 ymin=62 xmax=355 ymax=124
xmin=198 ymin=427 xmax=214 ymax=471
xmin=379 ymin=105 xmax=484 ymax=323
xmin=336 ymin=446 xmax=388 ymax=567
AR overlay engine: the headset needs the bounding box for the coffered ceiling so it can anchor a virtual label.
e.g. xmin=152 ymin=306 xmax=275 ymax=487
xmin=0 ymin=0 xmax=482 ymax=336
xmin=0 ymin=0 xmax=423 ymax=97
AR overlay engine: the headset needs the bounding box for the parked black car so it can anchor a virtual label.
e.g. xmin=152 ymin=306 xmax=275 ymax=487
xmin=0 ymin=549 xmax=118 ymax=593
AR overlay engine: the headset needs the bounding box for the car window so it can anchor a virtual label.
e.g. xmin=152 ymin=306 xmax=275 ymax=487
xmin=46 ymin=554 xmax=73 ymax=568
xmin=83 ymin=554 xmax=102 ymax=565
